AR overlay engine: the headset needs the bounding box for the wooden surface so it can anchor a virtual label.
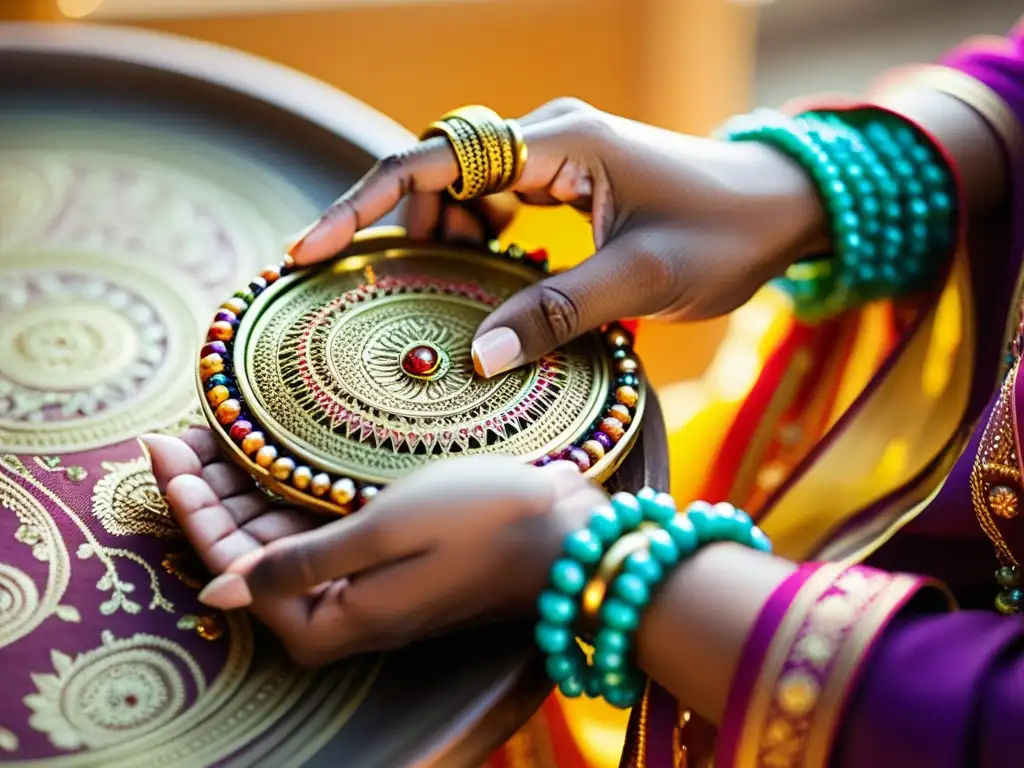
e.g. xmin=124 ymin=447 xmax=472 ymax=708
xmin=0 ymin=23 xmax=670 ymax=767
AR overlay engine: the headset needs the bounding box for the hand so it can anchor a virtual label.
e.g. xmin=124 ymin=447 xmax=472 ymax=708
xmin=147 ymin=430 xmax=606 ymax=667
xmin=287 ymin=98 xmax=828 ymax=377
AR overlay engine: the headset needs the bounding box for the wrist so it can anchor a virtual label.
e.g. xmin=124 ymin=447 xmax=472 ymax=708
xmin=733 ymin=141 xmax=832 ymax=273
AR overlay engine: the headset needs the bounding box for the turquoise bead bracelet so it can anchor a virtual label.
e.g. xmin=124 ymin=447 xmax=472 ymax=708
xmin=536 ymin=490 xmax=772 ymax=709
xmin=718 ymin=109 xmax=955 ymax=321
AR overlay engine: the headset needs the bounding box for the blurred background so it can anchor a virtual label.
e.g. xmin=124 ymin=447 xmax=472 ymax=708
xmin=3 ymin=0 xmax=1018 ymax=390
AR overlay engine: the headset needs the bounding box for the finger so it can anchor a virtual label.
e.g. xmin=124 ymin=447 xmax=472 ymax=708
xmin=166 ymin=473 xmax=256 ymax=574
xmin=402 ymin=191 xmax=444 ymax=239
xmin=222 ymin=491 xmax=272 ymax=526
xmin=471 ymin=231 xmax=673 ymax=377
xmin=290 ymin=117 xmax=585 ymax=266
xmin=239 ymin=457 xmax=556 ymax=599
xmin=143 ymin=434 xmax=201 ymax=493
xmin=441 ymin=204 xmax=486 ymax=243
xmin=289 ymin=137 xmax=458 ymax=265
xmin=201 ymin=462 xmax=254 ymax=500
xmin=180 ymin=427 xmax=222 ymax=465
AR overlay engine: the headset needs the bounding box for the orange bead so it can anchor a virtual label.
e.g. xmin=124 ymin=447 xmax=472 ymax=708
xmin=215 ymin=399 xmax=241 ymax=425
xmin=615 ymin=385 xmax=639 ymax=409
xmin=199 ymin=353 xmax=224 ymax=381
xmin=330 ymin=478 xmax=356 ymax=506
xmin=292 ymin=466 xmax=313 ymax=490
xmin=255 ymin=445 xmax=278 ymax=468
xmin=607 ymin=328 xmax=631 ymax=348
xmin=310 ymin=473 xmax=331 ymax=497
xmin=270 ymin=457 xmax=295 ymax=481
xmin=241 ymin=432 xmax=266 ymax=456
xmin=207 ymin=321 xmax=234 ymax=342
xmin=581 ymin=439 xmax=606 ymax=462
xmin=261 ymin=266 xmax=281 ymax=284
xmin=206 ymin=385 xmax=230 ymax=407
xmin=608 ymin=404 xmax=632 ymax=426
xmin=599 ymin=417 xmax=625 ymax=443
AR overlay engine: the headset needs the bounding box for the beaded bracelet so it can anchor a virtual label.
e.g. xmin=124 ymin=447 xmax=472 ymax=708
xmin=535 ymin=490 xmax=772 ymax=708
xmin=718 ymin=108 xmax=955 ymax=320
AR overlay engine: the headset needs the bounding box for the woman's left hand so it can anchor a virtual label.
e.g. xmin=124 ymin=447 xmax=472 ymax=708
xmin=146 ymin=429 xmax=606 ymax=667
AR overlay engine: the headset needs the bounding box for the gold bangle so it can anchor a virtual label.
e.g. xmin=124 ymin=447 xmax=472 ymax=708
xmin=419 ymin=105 xmax=526 ymax=200
xmin=580 ymin=522 xmax=659 ymax=631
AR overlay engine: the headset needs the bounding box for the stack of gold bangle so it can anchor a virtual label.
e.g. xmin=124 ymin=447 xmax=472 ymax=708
xmin=420 ymin=105 xmax=527 ymax=201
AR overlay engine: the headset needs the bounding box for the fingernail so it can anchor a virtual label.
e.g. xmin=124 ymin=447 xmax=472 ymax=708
xmin=471 ymin=327 xmax=523 ymax=378
xmin=228 ymin=548 xmax=265 ymax=575
xmin=540 ymin=460 xmax=583 ymax=493
xmin=198 ymin=573 xmax=252 ymax=610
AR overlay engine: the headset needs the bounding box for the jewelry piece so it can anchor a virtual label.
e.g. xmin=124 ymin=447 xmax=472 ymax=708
xmin=420 ymin=105 xmax=527 ymax=200
xmin=536 ymin=491 xmax=771 ymax=708
xmin=197 ymin=228 xmax=646 ymax=515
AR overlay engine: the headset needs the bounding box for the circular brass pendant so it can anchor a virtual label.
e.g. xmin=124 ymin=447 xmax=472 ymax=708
xmin=197 ymin=229 xmax=646 ymax=514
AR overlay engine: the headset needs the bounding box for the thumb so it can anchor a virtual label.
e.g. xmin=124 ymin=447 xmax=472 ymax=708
xmin=471 ymin=231 xmax=676 ymax=377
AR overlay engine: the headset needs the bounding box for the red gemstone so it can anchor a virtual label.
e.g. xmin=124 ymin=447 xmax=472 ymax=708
xmin=402 ymin=345 xmax=440 ymax=376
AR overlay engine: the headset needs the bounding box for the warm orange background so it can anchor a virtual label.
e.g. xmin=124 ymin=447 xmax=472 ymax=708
xmin=0 ymin=0 xmax=761 ymax=388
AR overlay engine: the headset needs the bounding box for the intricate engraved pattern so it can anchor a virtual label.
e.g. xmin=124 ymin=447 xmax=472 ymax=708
xmin=244 ymin=265 xmax=604 ymax=480
xmin=91 ymin=458 xmax=178 ymax=540
xmin=0 ymin=144 xmax=304 ymax=452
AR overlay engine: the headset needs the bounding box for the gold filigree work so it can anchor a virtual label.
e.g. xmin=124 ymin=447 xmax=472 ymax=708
xmin=968 ymin=365 xmax=1021 ymax=566
xmin=241 ymin=251 xmax=609 ymax=483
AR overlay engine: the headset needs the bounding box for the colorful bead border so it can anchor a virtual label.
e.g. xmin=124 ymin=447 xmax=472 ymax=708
xmin=197 ymin=240 xmax=643 ymax=513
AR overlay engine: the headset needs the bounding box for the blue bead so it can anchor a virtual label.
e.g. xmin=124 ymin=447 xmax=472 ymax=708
xmin=749 ymin=526 xmax=773 ymax=553
xmin=595 ymin=627 xmax=630 ymax=653
xmin=610 ymin=492 xmax=643 ymax=529
xmin=535 ymin=622 xmax=573 ymax=654
xmin=639 ymin=489 xmax=676 ymax=525
xmin=604 ymin=686 xmax=638 ymax=710
xmin=564 ymin=529 xmax=603 ymax=564
xmin=931 ymin=192 xmax=952 ymax=212
xmin=908 ymin=198 xmax=929 ymax=219
xmin=593 ymin=648 xmax=626 ymax=671
xmin=601 ymin=669 xmax=627 ymax=690
xmin=559 ymin=675 xmax=585 ymax=698
xmin=584 ymin=673 xmax=604 ymax=698
xmin=589 ymin=504 xmax=622 ymax=543
xmin=665 ymin=515 xmax=699 ymax=557
xmin=601 ymin=598 xmax=639 ymax=632
xmin=635 ymin=487 xmax=659 ymax=519
xmin=905 ymin=179 xmax=925 ymax=198
xmin=647 ymin=527 xmax=680 ymax=566
xmin=538 ymin=590 xmax=577 ymax=625
xmin=551 ymin=559 xmax=586 ymax=595
xmin=612 ymin=572 xmax=651 ymax=607
xmin=545 ymin=653 xmax=578 ymax=682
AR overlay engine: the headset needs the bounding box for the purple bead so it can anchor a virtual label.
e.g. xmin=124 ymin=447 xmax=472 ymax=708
xmin=534 ymin=455 xmax=553 ymax=467
xmin=592 ymin=432 xmax=614 ymax=451
xmin=214 ymin=310 xmax=239 ymax=327
xmin=201 ymin=341 xmax=227 ymax=359
xmin=566 ymin=447 xmax=591 ymax=472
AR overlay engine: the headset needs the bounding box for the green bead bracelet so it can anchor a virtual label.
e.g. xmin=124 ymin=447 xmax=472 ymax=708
xmin=536 ymin=489 xmax=772 ymax=709
xmin=718 ymin=108 xmax=955 ymax=321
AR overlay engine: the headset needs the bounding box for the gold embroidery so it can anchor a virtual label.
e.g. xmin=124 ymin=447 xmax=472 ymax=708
xmin=969 ymin=363 xmax=1020 ymax=566
xmin=24 ymin=630 xmax=204 ymax=751
xmin=0 ymin=726 xmax=18 ymax=752
xmin=0 ymin=470 xmax=70 ymax=648
xmin=91 ymin=457 xmax=178 ymax=540
xmin=161 ymin=551 xmax=206 ymax=591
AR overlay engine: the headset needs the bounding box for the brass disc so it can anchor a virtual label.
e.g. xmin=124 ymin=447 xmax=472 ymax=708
xmin=198 ymin=229 xmax=646 ymax=513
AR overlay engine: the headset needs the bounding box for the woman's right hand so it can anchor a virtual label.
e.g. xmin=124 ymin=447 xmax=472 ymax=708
xmin=289 ymin=98 xmax=828 ymax=377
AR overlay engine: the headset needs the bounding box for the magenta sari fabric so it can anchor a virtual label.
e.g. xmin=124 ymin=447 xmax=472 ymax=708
xmin=627 ymin=21 xmax=1024 ymax=768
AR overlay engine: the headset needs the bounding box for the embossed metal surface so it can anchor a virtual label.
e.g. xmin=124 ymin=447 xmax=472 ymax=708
xmin=205 ymin=232 xmax=646 ymax=512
